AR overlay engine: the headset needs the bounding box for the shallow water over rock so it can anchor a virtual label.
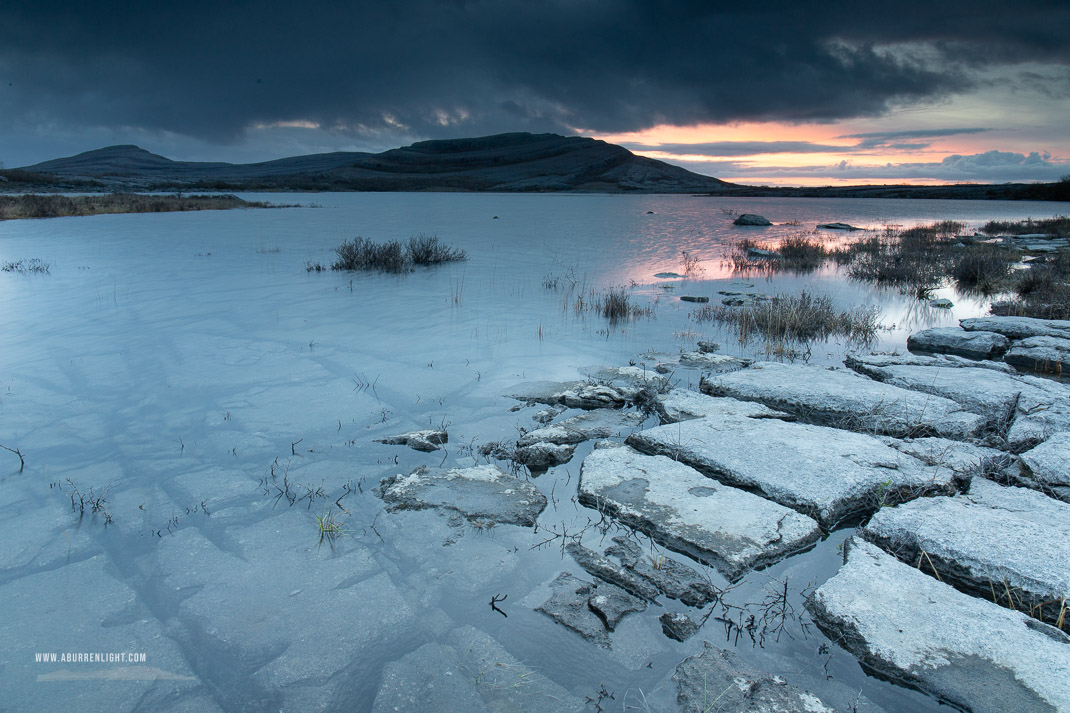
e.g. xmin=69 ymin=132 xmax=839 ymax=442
xmin=1 ymin=193 xmax=1065 ymax=712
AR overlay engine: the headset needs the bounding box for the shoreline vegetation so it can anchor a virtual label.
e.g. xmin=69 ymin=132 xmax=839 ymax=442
xmin=735 ymin=216 xmax=1070 ymax=320
xmin=0 ymin=192 xmax=276 ymax=221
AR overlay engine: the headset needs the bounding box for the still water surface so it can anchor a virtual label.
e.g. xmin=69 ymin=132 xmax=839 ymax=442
xmin=0 ymin=193 xmax=1063 ymax=711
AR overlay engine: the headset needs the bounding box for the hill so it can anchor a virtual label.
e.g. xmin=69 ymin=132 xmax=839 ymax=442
xmin=15 ymin=133 xmax=731 ymax=193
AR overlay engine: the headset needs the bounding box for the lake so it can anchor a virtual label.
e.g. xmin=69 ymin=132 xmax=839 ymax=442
xmin=0 ymin=193 xmax=1063 ymax=712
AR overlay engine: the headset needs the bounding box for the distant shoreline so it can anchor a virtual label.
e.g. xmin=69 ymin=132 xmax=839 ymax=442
xmin=0 ymin=193 xmax=276 ymax=221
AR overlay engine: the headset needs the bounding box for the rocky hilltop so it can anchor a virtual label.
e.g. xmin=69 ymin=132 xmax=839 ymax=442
xmin=15 ymin=133 xmax=732 ymax=193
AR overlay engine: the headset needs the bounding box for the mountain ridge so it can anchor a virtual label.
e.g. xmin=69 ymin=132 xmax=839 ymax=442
xmin=17 ymin=133 xmax=731 ymax=193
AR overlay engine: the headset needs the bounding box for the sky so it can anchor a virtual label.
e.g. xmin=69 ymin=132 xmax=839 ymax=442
xmin=1 ymin=0 xmax=1068 ymax=186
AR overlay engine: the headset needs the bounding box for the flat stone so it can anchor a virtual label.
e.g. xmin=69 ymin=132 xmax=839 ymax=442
xmin=847 ymin=357 xmax=1070 ymax=450
xmin=734 ymin=213 xmax=772 ymax=226
xmin=653 ymin=390 xmax=785 ymax=424
xmin=606 ymin=536 xmax=722 ymax=607
xmin=627 ymin=415 xmax=957 ymax=528
xmin=1004 ymin=335 xmax=1070 ymax=375
xmin=567 ymin=537 xmax=721 ymax=607
xmin=504 ymin=379 xmax=586 ymax=404
xmin=906 ymin=327 xmax=1010 ymax=360
xmin=679 ymin=295 xmax=709 ymax=303
xmin=808 ymin=538 xmax=1070 ymax=713
xmin=659 ymin=612 xmax=701 ymax=641
xmin=578 ymin=445 xmax=820 ymax=578
xmin=654 ymin=271 xmax=684 ymax=278
xmin=532 ymin=405 xmax=565 ymax=424
xmin=517 ymin=408 xmax=644 ymax=446
xmin=961 ymin=315 xmax=1070 ymax=340
xmin=1019 ymin=433 xmax=1070 ymax=498
xmin=678 ymin=352 xmax=751 ymax=372
xmin=371 ymin=643 xmax=490 ymax=713
xmin=374 ymin=428 xmax=448 ymax=452
xmin=565 ymin=542 xmax=662 ymax=602
xmin=581 ymin=364 xmax=672 ymax=389
xmin=674 ymin=643 xmax=837 ymax=713
xmin=847 ymin=352 xmax=1017 ymax=374
xmin=864 ymin=478 xmax=1070 ymax=626
xmin=513 ymin=442 xmax=576 ymax=469
xmin=534 ymin=572 xmax=646 ymax=647
xmin=703 ymin=362 xmax=984 ymax=440
xmin=818 ymin=222 xmax=862 ymax=231
xmin=883 ymin=436 xmax=1016 ymax=478
xmin=377 ymin=464 xmax=547 ymax=526
xmin=588 ymin=585 xmax=648 ymax=631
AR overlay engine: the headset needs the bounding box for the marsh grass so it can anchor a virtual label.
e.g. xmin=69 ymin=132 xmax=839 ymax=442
xmin=408 ymin=234 xmax=467 ymax=264
xmin=693 ymin=291 xmax=881 ymax=347
xmin=2 ymin=258 xmax=51 ymax=274
xmin=981 ymin=215 xmax=1070 ymax=238
xmin=331 ymin=234 xmax=467 ymax=272
xmin=594 ymin=287 xmax=655 ymax=323
xmin=0 ymin=193 xmax=271 ymax=220
xmin=729 ymin=233 xmax=829 ymax=274
xmin=831 ymin=220 xmax=1018 ymax=296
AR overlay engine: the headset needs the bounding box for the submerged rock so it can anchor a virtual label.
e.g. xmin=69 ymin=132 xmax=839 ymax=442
xmin=444 ymin=626 xmax=585 ymax=712
xmin=674 ymin=644 xmax=838 ymax=713
xmin=654 ymin=271 xmax=684 ymax=278
xmin=733 ymin=213 xmax=772 ymax=226
xmin=808 ymin=538 xmax=1070 ymax=713
xmin=534 ymin=572 xmax=646 ymax=647
xmin=929 ymin=297 xmax=954 ymax=308
xmin=0 ymin=556 xmax=209 ymax=713
xmin=565 ymin=543 xmax=662 ymax=602
xmin=377 ymin=464 xmax=547 ymax=526
xmin=906 ymin=327 xmax=1010 ymax=360
xmin=517 ymin=408 xmax=644 ymax=447
xmin=627 ymin=415 xmax=957 ymax=527
xmin=1004 ymin=335 xmax=1070 ymax=375
xmin=696 ymin=340 xmax=720 ymax=353
xmin=605 ymin=536 xmax=722 ymax=607
xmin=863 ymin=478 xmax=1070 ymax=626
xmin=659 ymin=612 xmax=700 ymax=641
xmin=505 ymin=380 xmax=634 ymax=410
xmin=513 ymin=442 xmax=576 ymax=469
xmin=567 ymin=537 xmax=721 ymax=607
xmin=961 ymin=315 xmax=1070 ymax=340
xmin=374 ymin=429 xmax=448 ymax=452
xmin=702 ymin=362 xmax=985 ymax=440
xmin=679 ymin=295 xmax=709 ymax=303
xmin=578 ymin=445 xmax=820 ymax=579
xmin=371 ymin=643 xmax=490 ymax=713
xmin=817 ymin=222 xmax=862 ymax=231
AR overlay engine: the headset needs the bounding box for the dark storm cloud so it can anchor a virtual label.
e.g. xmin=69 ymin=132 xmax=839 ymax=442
xmin=1 ymin=1 xmax=1068 ymax=145
xmin=838 ymin=128 xmax=994 ymax=149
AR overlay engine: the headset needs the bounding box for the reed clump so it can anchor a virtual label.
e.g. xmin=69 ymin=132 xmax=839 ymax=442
xmin=595 ymin=286 xmax=655 ymax=323
xmin=330 ymin=234 xmax=466 ymax=273
xmin=692 ymin=291 xmax=881 ymax=345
